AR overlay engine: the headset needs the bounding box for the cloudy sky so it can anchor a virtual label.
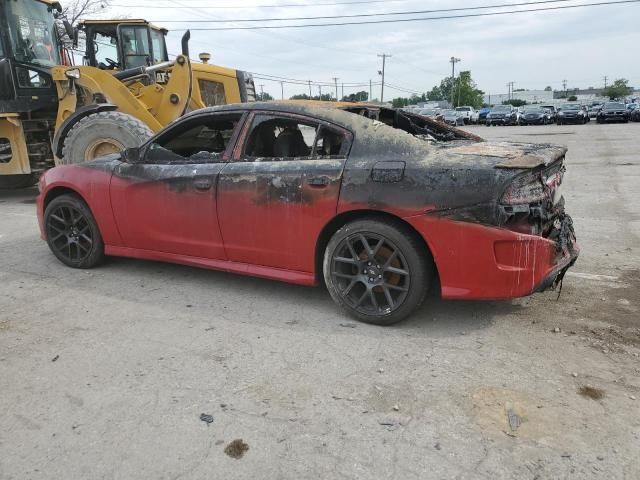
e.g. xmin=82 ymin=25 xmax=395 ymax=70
xmin=102 ymin=0 xmax=640 ymax=100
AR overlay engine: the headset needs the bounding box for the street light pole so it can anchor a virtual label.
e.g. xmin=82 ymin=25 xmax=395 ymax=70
xmin=332 ymin=77 xmax=339 ymax=101
xmin=449 ymin=56 xmax=460 ymax=106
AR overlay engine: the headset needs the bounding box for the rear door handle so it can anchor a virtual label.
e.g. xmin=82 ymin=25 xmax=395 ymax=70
xmin=194 ymin=177 xmax=212 ymax=190
xmin=307 ymin=176 xmax=330 ymax=187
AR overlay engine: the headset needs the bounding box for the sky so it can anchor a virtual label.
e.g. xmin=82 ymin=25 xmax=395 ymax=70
xmin=100 ymin=0 xmax=640 ymax=100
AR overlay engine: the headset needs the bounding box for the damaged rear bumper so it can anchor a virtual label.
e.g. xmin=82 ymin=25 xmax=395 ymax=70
xmin=405 ymin=214 xmax=579 ymax=300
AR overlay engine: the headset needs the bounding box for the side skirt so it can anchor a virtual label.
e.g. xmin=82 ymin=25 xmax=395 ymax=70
xmin=104 ymin=245 xmax=318 ymax=286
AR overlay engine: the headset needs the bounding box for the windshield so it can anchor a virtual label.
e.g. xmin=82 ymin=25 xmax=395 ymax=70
xmin=561 ymin=104 xmax=580 ymax=110
xmin=523 ymin=106 xmax=544 ymax=112
xmin=493 ymin=105 xmax=510 ymax=111
xmin=605 ymin=102 xmax=625 ymax=109
xmin=5 ymin=0 xmax=61 ymax=66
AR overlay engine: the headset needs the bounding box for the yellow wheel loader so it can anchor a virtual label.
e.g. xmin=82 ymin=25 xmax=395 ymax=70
xmin=0 ymin=1 xmax=256 ymax=188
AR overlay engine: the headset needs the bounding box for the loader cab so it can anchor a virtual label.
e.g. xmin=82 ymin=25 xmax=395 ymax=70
xmin=81 ymin=20 xmax=168 ymax=71
xmin=0 ymin=0 xmax=61 ymax=109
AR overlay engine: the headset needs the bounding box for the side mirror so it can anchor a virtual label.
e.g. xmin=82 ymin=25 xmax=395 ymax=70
xmin=121 ymin=146 xmax=141 ymax=163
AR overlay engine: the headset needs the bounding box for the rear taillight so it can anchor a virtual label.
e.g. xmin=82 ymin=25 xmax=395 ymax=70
xmin=501 ymin=173 xmax=546 ymax=205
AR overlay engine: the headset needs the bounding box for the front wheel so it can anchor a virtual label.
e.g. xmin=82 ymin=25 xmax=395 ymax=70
xmin=44 ymin=194 xmax=104 ymax=268
xmin=323 ymin=219 xmax=432 ymax=325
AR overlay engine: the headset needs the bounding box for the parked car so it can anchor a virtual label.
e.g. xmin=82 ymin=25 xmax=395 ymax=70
xmin=441 ymin=109 xmax=465 ymax=126
xmin=478 ymin=107 xmax=491 ymax=124
xmin=630 ymin=104 xmax=640 ymax=122
xmin=588 ymin=104 xmax=602 ymax=119
xmin=597 ymin=102 xmax=630 ymax=123
xmin=540 ymin=105 xmax=558 ymax=123
xmin=417 ymin=108 xmax=442 ymax=121
xmin=36 ymin=102 xmax=578 ymax=325
xmin=486 ymin=105 xmax=518 ymax=126
xmin=520 ymin=106 xmax=552 ymax=125
xmin=557 ymin=103 xmax=589 ymax=124
xmin=455 ymin=106 xmax=479 ymax=124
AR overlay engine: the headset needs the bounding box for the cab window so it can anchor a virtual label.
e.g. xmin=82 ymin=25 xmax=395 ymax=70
xmin=149 ymin=29 xmax=166 ymax=64
xmin=119 ymin=26 xmax=150 ymax=68
xmin=144 ymin=113 xmax=243 ymax=164
xmin=93 ymin=31 xmax=119 ymax=69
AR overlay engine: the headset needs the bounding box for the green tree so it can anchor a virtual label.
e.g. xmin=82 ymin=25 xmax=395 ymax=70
xmin=451 ymin=71 xmax=484 ymax=108
xmin=260 ymin=92 xmax=274 ymax=101
xmin=502 ymin=99 xmax=527 ymax=107
xmin=341 ymin=91 xmax=369 ymax=102
xmin=567 ymin=95 xmax=578 ymax=102
xmin=605 ymin=79 xmax=632 ymax=99
xmin=544 ymin=86 xmax=552 ymax=91
xmin=289 ymin=93 xmax=333 ymax=101
xmin=425 ymin=72 xmax=483 ymax=107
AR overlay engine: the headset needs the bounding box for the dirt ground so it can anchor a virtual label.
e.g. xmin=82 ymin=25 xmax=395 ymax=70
xmin=1 ymin=122 xmax=638 ymax=479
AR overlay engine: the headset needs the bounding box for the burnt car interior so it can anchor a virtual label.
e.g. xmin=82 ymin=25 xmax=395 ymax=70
xmin=341 ymin=105 xmax=482 ymax=143
xmin=244 ymin=115 xmax=348 ymax=160
xmin=145 ymin=113 xmax=242 ymax=163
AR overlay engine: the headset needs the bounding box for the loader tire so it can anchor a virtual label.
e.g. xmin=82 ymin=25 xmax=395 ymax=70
xmin=61 ymin=111 xmax=153 ymax=164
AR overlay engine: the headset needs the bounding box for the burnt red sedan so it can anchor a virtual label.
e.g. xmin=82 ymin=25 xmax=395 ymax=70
xmin=37 ymin=103 xmax=578 ymax=325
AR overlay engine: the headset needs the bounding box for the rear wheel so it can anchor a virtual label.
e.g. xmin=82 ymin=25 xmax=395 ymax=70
xmin=323 ymin=219 xmax=432 ymax=325
xmin=61 ymin=111 xmax=153 ymax=164
xmin=44 ymin=194 xmax=104 ymax=268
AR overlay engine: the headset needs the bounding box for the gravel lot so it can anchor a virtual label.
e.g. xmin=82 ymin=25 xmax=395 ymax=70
xmin=1 ymin=122 xmax=639 ymax=479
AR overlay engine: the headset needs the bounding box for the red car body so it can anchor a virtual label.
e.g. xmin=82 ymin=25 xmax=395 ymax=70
xmin=37 ymin=103 xmax=578 ymax=302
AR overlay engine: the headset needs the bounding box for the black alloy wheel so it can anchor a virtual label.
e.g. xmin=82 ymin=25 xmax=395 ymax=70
xmin=44 ymin=194 xmax=104 ymax=268
xmin=323 ymin=219 xmax=432 ymax=325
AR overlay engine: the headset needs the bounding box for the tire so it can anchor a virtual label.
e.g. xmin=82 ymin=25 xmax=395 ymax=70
xmin=0 ymin=174 xmax=38 ymax=189
xmin=61 ymin=111 xmax=153 ymax=164
xmin=323 ymin=218 xmax=433 ymax=325
xmin=44 ymin=193 xmax=104 ymax=268
xmin=486 ymin=121 xmax=491 ymax=127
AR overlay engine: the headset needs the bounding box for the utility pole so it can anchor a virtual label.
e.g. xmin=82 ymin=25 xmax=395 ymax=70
xmin=603 ymin=76 xmax=608 ymax=89
xmin=318 ymin=85 xmax=322 ymax=99
xmin=341 ymin=82 xmax=344 ymax=101
xmin=308 ymin=80 xmax=312 ymax=98
xmin=506 ymin=81 xmax=515 ymax=101
xmin=562 ymin=79 xmax=567 ymax=97
xmin=449 ymin=56 xmax=460 ymax=106
xmin=332 ymin=77 xmax=339 ymax=102
xmin=259 ymin=84 xmax=264 ymax=101
xmin=377 ymin=53 xmax=391 ymax=103
xmin=369 ymin=79 xmax=372 ymax=101
xmin=280 ymin=81 xmax=284 ymax=100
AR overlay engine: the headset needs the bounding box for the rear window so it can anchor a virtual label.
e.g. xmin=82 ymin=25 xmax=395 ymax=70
xmin=456 ymin=107 xmax=471 ymax=111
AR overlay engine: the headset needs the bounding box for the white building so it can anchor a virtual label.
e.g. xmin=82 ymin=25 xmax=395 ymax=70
xmin=483 ymin=90 xmax=554 ymax=105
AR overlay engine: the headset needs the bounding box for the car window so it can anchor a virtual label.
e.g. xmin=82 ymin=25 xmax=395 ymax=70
xmin=144 ymin=113 xmax=243 ymax=164
xmin=242 ymin=114 xmax=349 ymax=161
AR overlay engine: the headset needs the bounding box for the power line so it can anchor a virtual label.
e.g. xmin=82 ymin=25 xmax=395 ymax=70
xmin=168 ymin=0 xmax=640 ymax=31
xmin=113 ymin=0 xmax=412 ymax=8
xmin=152 ymin=0 xmax=579 ymax=22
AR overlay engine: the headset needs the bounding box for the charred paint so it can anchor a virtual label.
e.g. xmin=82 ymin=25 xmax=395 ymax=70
xmin=37 ymin=101 xmax=579 ymax=299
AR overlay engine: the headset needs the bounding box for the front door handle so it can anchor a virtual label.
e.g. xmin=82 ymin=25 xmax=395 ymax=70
xmin=194 ymin=177 xmax=212 ymax=190
xmin=307 ymin=176 xmax=330 ymax=187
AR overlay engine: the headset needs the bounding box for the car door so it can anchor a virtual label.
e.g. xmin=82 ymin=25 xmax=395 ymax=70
xmin=217 ymin=111 xmax=352 ymax=273
xmin=110 ymin=112 xmax=245 ymax=259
